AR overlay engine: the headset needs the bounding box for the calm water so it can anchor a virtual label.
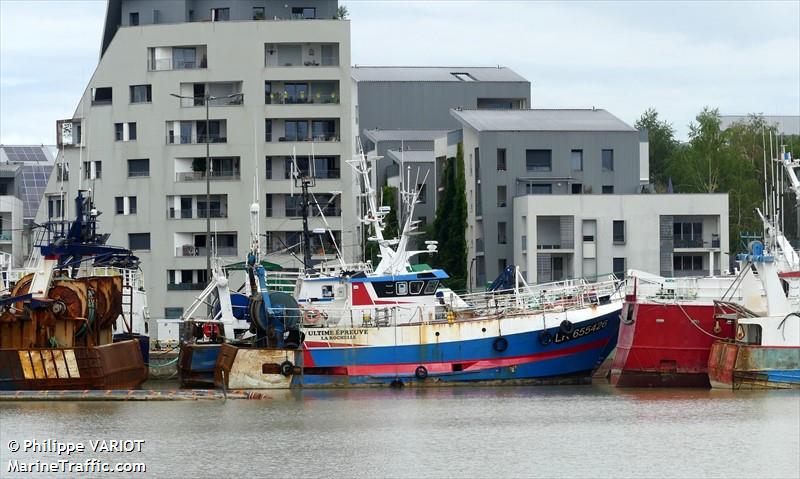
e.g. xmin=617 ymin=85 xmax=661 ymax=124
xmin=1 ymin=384 xmax=798 ymax=478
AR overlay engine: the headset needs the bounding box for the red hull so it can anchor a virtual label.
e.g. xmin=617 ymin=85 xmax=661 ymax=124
xmin=611 ymin=301 xmax=736 ymax=387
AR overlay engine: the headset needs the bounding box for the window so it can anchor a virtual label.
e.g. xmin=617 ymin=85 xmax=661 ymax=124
xmin=417 ymin=184 xmax=427 ymax=204
xmin=526 ymin=149 xmax=552 ymax=172
xmin=153 ymin=9 xmax=160 ymax=24
xmin=130 ymin=85 xmax=152 ymax=103
xmin=47 ymin=195 xmax=63 ymax=219
xmin=498 ymin=258 xmax=507 ymax=273
xmin=526 ymin=183 xmax=552 ymax=195
xmin=265 ymin=194 xmax=273 ymax=217
xmin=129 ymin=233 xmax=150 ymax=251
xmin=164 ymin=307 xmax=183 ymax=319
xmin=673 ymin=254 xmax=704 ymax=272
xmin=498 ymin=222 xmax=507 ymax=245
xmin=613 ymin=220 xmax=625 ymax=244
xmin=602 ymin=185 xmax=614 ymax=194
xmin=115 ymin=123 xmax=123 ymax=141
xmin=497 ymin=148 xmax=506 ymax=171
xmin=172 ymin=47 xmax=197 ymax=69
xmin=285 ymin=120 xmax=309 ymax=141
xmin=613 ymin=257 xmax=626 ymax=277
xmin=497 ymin=185 xmax=507 ymax=207
xmin=83 ymin=161 xmax=101 ymax=180
xmin=128 ymin=159 xmax=149 ymax=177
xmin=602 ymin=149 xmax=614 ymax=171
xmin=128 ymin=122 xmax=137 ymax=140
xmin=129 ymin=12 xmax=139 ymax=25
xmin=674 ymin=222 xmax=704 ymax=247
xmin=115 ymin=196 xmax=137 ymax=215
xmin=423 ymin=280 xmax=439 ymax=294
xmin=418 ymin=216 xmax=427 ymax=227
xmin=253 ymin=6 xmax=265 ymax=20
xmin=115 ymin=122 xmax=136 ymax=141
xmin=396 ymin=282 xmax=408 ymax=296
xmin=91 ymin=87 xmax=112 ymax=105
xmin=265 ymin=119 xmax=272 ymax=142
xmin=571 ymin=149 xmax=583 ymax=171
xmin=291 ymin=7 xmax=316 ymax=19
xmin=211 ymin=8 xmax=230 ymax=21
xmin=451 ymin=72 xmax=477 ymax=82
xmin=571 ymin=183 xmax=583 ymax=194
xmin=312 ymin=120 xmax=336 ymax=140
xmin=409 ymin=281 xmax=424 ymax=295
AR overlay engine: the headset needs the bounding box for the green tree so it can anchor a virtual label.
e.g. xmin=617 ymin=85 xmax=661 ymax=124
xmin=429 ymin=142 xmax=468 ymax=291
xmin=635 ymin=108 xmax=678 ymax=189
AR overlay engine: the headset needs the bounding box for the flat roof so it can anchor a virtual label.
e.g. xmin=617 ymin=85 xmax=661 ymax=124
xmin=363 ymin=129 xmax=449 ymax=143
xmin=351 ymin=66 xmax=528 ymax=83
xmin=386 ymin=149 xmax=435 ymax=164
xmin=450 ymin=109 xmax=637 ymax=132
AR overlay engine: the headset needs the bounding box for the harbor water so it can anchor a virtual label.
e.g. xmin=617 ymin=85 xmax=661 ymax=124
xmin=1 ymin=384 xmax=798 ymax=478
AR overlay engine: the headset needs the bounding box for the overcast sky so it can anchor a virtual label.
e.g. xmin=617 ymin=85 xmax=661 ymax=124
xmin=1 ymin=0 xmax=798 ymax=145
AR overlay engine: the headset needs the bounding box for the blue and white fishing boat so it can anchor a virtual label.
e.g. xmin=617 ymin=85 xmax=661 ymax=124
xmin=181 ymin=150 xmax=624 ymax=389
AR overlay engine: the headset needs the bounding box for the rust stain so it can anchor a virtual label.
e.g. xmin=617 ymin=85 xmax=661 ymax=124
xmin=42 ymin=350 xmax=58 ymax=378
xmin=53 ymin=349 xmax=69 ymax=378
xmin=18 ymin=351 xmax=34 ymax=379
xmin=30 ymin=350 xmax=45 ymax=379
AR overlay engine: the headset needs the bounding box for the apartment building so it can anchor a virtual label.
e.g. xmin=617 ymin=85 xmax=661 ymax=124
xmin=41 ymin=0 xmax=353 ymax=327
xmin=514 ymin=194 xmax=729 ymax=283
xmin=0 ymin=145 xmax=54 ymax=267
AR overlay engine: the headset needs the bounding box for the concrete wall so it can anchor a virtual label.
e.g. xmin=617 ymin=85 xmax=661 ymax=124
xmin=41 ymin=18 xmax=352 ymax=333
xmin=513 ymin=194 xmax=730 ymax=282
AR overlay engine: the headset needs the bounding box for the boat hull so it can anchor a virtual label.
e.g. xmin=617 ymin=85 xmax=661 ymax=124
xmin=213 ymin=306 xmax=621 ymax=389
xmin=0 ymin=340 xmax=147 ymax=391
xmin=178 ymin=343 xmax=222 ymax=388
xmin=611 ymin=302 xmax=736 ymax=388
xmin=708 ymin=341 xmax=800 ymax=389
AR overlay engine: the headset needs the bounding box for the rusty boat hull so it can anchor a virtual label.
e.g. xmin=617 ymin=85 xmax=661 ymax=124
xmin=0 ymin=340 xmax=147 ymax=391
xmin=708 ymin=341 xmax=800 ymax=389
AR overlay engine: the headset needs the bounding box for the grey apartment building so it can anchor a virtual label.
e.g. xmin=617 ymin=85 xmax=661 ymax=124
xmin=41 ymin=0 xmax=354 ymax=328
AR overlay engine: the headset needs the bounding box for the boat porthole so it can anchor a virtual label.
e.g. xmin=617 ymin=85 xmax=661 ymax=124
xmin=493 ymin=336 xmax=509 ymax=352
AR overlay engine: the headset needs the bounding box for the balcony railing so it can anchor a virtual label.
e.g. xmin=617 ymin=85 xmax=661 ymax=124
xmin=276 ymin=135 xmax=340 ymax=143
xmin=167 ymin=208 xmax=227 ymax=219
xmin=182 ymin=95 xmax=243 ymax=107
xmin=167 ymin=283 xmax=206 ymax=291
xmin=0 ymin=231 xmax=11 ymax=241
xmin=282 ymin=168 xmax=340 ymax=180
xmin=197 ymin=208 xmax=227 ymax=219
xmin=266 ymin=93 xmax=339 ymax=105
xmin=674 ymin=236 xmax=704 ymax=248
xmin=167 ymin=134 xmax=227 ymax=144
xmin=149 ymin=57 xmax=207 ymax=71
xmin=176 ymin=171 xmax=241 ymax=182
xmin=176 ymin=246 xmax=237 ymax=257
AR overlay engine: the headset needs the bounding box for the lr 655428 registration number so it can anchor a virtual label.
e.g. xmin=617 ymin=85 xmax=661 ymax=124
xmin=553 ymin=319 xmax=609 ymax=344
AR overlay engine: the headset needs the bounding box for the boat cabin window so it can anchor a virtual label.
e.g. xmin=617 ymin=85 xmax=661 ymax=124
xmin=322 ymin=285 xmax=334 ymax=298
xmin=396 ymin=282 xmax=408 ymax=296
xmin=424 ymin=280 xmax=439 ymax=295
xmin=409 ymin=280 xmax=424 ymax=295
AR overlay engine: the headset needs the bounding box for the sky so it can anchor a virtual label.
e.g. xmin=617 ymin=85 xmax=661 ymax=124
xmin=0 ymin=0 xmax=798 ymax=145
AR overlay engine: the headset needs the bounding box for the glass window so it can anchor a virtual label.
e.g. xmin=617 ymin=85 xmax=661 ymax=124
xmin=526 ymin=183 xmax=552 ymax=195
xmin=602 ymin=149 xmax=614 ymax=171
xmin=129 ymin=196 xmax=137 ymax=214
xmin=252 ymin=6 xmax=265 ymax=20
xmin=129 ymin=233 xmax=150 ymax=250
xmin=498 ymin=222 xmax=507 ymax=244
xmin=128 ymin=159 xmax=149 ymax=177
xmin=613 ymin=257 xmax=626 ymax=276
xmin=320 ymin=44 xmax=337 ymax=66
xmin=571 ymin=149 xmax=583 ymax=171
xmin=497 ymin=148 xmax=506 ymax=171
xmin=129 ymin=12 xmax=139 ymax=25
xmin=285 ymin=120 xmax=308 ymax=141
xmin=497 ymin=185 xmax=507 ymax=207
xmin=284 ymin=83 xmax=309 ymax=103
xmin=211 ymin=8 xmax=230 ymax=21
xmin=172 ymin=47 xmax=197 ymax=69
xmin=164 ymin=307 xmax=183 ymax=319
xmin=526 ymin=150 xmax=551 ymax=171
xmin=423 ymin=280 xmax=439 ymax=294
xmin=115 ymin=197 xmax=124 ymax=214
xmin=278 ymin=44 xmax=301 ymax=66
xmin=602 ymin=185 xmax=614 ymax=194
xmin=409 ymin=281 xmax=424 ymax=295
xmin=613 ymin=220 xmax=625 ymax=243
xmin=128 ymin=122 xmax=137 ymax=140
xmin=312 ymin=120 xmax=335 ymax=140
xmin=130 ymin=85 xmax=151 ymax=103
xmin=396 ymin=282 xmax=408 ymax=296
xmin=265 ymin=119 xmax=272 ymax=142
xmin=571 ymin=183 xmax=583 ymax=194
xmin=114 ymin=123 xmax=123 ymax=141
xmin=417 ymin=184 xmax=427 ymax=204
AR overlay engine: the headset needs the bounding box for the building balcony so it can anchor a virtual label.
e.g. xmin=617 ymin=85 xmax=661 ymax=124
xmin=167 ymin=134 xmax=227 ymax=145
xmin=281 ymin=168 xmax=340 ymax=180
xmin=175 ymin=246 xmax=238 ymax=257
xmin=167 ymin=283 xmax=206 ymax=291
xmin=167 ymin=208 xmax=227 ymax=219
xmin=176 ymin=171 xmax=241 ymax=182
xmin=674 ymin=235 xmax=720 ymax=249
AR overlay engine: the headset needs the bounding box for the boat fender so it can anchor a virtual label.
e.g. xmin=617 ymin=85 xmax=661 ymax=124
xmin=493 ymin=336 xmax=509 ymax=352
xmin=559 ymin=319 xmax=574 ymax=335
xmin=280 ymin=360 xmax=294 ymax=377
xmin=414 ymin=365 xmax=428 ymax=380
xmin=539 ymin=331 xmax=552 ymax=346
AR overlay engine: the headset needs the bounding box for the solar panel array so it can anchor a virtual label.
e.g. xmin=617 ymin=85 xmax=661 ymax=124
xmin=2 ymin=146 xmax=49 ymax=163
xmin=19 ymin=164 xmax=53 ymax=220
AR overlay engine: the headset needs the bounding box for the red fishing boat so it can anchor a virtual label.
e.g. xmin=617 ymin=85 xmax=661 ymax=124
xmin=610 ymin=270 xmax=763 ymax=387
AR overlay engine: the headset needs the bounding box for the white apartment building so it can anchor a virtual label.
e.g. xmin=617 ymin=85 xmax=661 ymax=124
xmin=40 ymin=1 xmax=354 ymax=329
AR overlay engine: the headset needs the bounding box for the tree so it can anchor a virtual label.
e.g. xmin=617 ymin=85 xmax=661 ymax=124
xmin=335 ymin=5 xmax=348 ymax=19
xmin=429 ymin=142 xmax=468 ymax=291
xmin=635 ymin=108 xmax=678 ymax=189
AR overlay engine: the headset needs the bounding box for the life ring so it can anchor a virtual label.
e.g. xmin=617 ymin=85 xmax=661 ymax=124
xmin=493 ymin=336 xmax=509 ymax=352
xmin=415 ymin=365 xmax=428 ymax=380
xmin=559 ymin=319 xmax=574 ymax=335
xmin=303 ymin=307 xmax=325 ymax=325
xmin=202 ymin=323 xmax=220 ymax=338
xmin=539 ymin=331 xmax=552 ymax=346
xmin=280 ymin=360 xmax=294 ymax=377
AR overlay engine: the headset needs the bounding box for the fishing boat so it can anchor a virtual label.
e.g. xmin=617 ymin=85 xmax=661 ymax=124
xmin=0 ymin=191 xmax=148 ymax=390
xmin=612 ymin=144 xmax=798 ymax=388
xmin=179 ymin=150 xmax=624 ymax=389
xmin=708 ymin=242 xmax=800 ymax=389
